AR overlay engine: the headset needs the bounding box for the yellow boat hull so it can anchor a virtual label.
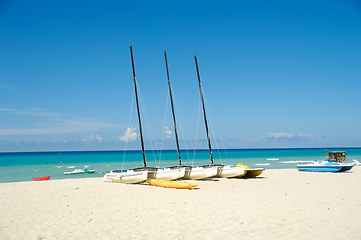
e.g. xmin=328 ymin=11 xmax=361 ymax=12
xmin=244 ymin=169 xmax=264 ymax=177
xmin=146 ymin=179 xmax=198 ymax=190
xmin=236 ymin=163 xmax=264 ymax=178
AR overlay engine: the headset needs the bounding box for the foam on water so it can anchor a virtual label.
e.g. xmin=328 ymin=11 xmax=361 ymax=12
xmin=281 ymin=160 xmax=313 ymax=164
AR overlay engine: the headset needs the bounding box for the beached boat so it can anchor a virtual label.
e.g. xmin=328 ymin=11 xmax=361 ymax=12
xmin=103 ymin=45 xmax=155 ymax=184
xmin=146 ymin=51 xmax=189 ymax=181
xmin=183 ymin=166 xmax=218 ymax=179
xmin=32 ymin=175 xmax=50 ymax=181
xmin=150 ymin=167 xmax=186 ymax=180
xmin=297 ymin=151 xmax=355 ymax=173
xmin=235 ymin=163 xmax=264 ymax=178
xmin=353 ymin=159 xmax=361 ymax=166
xmin=146 ymin=178 xmax=198 ymax=190
xmin=184 ymin=55 xmax=239 ymax=179
xmin=64 ymin=168 xmax=95 ymax=175
xmin=216 ymin=165 xmax=245 ymax=178
xmin=104 ymin=170 xmax=149 ymax=184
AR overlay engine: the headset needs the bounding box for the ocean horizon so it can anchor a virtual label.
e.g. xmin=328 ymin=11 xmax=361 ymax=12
xmin=1 ymin=147 xmax=360 ymax=183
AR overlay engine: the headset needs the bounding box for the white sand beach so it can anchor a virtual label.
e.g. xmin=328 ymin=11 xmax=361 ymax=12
xmin=0 ymin=168 xmax=360 ymax=240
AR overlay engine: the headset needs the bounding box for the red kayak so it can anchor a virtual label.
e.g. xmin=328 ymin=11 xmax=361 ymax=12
xmin=32 ymin=175 xmax=51 ymax=181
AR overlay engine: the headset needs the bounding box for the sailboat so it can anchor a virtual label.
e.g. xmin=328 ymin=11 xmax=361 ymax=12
xmin=103 ymin=45 xmax=156 ymax=183
xmin=183 ymin=55 xmax=221 ymax=179
xmin=184 ymin=54 xmax=245 ymax=179
xmin=148 ymin=51 xmax=189 ymax=180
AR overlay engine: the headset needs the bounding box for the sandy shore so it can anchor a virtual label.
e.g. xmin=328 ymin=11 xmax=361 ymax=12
xmin=0 ymin=168 xmax=360 ymax=240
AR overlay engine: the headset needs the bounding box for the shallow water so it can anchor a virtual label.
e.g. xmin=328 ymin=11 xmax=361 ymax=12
xmin=0 ymin=148 xmax=360 ymax=183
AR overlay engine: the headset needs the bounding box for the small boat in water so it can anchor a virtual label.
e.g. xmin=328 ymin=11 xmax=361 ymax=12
xmin=32 ymin=175 xmax=50 ymax=181
xmin=146 ymin=178 xmax=198 ymax=190
xmin=64 ymin=168 xmax=95 ymax=175
xmin=297 ymin=151 xmax=355 ymax=173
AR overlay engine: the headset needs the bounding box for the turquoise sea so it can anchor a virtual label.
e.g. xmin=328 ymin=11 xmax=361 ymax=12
xmin=1 ymin=148 xmax=360 ymax=183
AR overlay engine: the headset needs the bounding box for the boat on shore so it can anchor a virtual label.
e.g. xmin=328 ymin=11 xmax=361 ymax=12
xmin=103 ymin=45 xmax=153 ymax=184
xmin=235 ymin=163 xmax=264 ymax=178
xmin=184 ymin=54 xmax=243 ymax=179
xmin=297 ymin=151 xmax=355 ymax=173
xmin=146 ymin=178 xmax=198 ymax=190
xmin=32 ymin=175 xmax=50 ymax=181
xmin=104 ymin=170 xmax=149 ymax=184
xmin=64 ymin=168 xmax=95 ymax=175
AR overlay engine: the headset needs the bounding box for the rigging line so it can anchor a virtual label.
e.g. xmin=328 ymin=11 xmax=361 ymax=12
xmin=122 ymin=88 xmax=136 ymax=171
xmin=172 ymin=91 xmax=192 ymax=162
xmin=138 ymin=88 xmax=161 ymax=167
xmin=203 ymin=91 xmax=228 ymax=158
xmin=159 ymin=92 xmax=170 ymax=165
xmin=192 ymin=95 xmax=202 ymax=165
xmin=203 ymin=95 xmax=222 ymax=164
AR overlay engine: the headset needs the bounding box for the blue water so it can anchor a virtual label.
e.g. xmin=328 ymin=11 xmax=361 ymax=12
xmin=1 ymin=148 xmax=360 ymax=183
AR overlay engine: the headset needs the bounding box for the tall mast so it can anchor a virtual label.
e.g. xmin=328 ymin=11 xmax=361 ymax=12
xmin=164 ymin=51 xmax=182 ymax=166
xmin=129 ymin=45 xmax=147 ymax=167
xmin=194 ymin=54 xmax=214 ymax=165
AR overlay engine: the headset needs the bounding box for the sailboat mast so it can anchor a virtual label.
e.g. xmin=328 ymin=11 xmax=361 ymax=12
xmin=164 ymin=51 xmax=182 ymax=166
xmin=129 ymin=45 xmax=147 ymax=167
xmin=194 ymin=54 xmax=214 ymax=165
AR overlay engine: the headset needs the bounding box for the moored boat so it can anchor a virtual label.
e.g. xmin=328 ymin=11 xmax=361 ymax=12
xmin=64 ymin=168 xmax=95 ymax=175
xmin=146 ymin=178 xmax=198 ymax=190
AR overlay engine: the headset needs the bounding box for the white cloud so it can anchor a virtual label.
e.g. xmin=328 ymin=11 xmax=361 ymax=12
xmin=266 ymin=132 xmax=311 ymax=140
xmin=165 ymin=126 xmax=172 ymax=139
xmin=118 ymin=127 xmax=137 ymax=142
xmin=79 ymin=134 xmax=103 ymax=143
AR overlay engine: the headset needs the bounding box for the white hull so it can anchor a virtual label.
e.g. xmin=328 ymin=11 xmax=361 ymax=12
xmin=216 ymin=165 xmax=245 ymax=178
xmin=102 ymin=170 xmax=148 ymax=184
xmin=64 ymin=169 xmax=96 ymax=175
xmin=148 ymin=167 xmax=186 ymax=180
xmin=183 ymin=166 xmax=218 ymax=180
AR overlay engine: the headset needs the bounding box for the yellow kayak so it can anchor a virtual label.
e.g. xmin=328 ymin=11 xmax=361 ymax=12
xmin=236 ymin=163 xmax=264 ymax=178
xmin=146 ymin=179 xmax=198 ymax=190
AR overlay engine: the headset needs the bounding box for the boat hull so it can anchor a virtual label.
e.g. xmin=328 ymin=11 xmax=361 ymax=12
xmin=64 ymin=169 xmax=96 ymax=175
xmin=103 ymin=170 xmax=148 ymax=184
xmin=146 ymin=179 xmax=198 ymax=190
xmin=32 ymin=175 xmax=50 ymax=181
xmin=244 ymin=168 xmax=264 ymax=177
xmin=149 ymin=167 xmax=186 ymax=181
xmin=297 ymin=165 xmax=342 ymax=172
xmin=234 ymin=163 xmax=264 ymax=178
xmin=183 ymin=166 xmax=218 ymax=180
xmin=216 ymin=165 xmax=245 ymax=178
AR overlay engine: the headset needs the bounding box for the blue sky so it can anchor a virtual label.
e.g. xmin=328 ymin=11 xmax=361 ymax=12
xmin=1 ymin=0 xmax=360 ymax=152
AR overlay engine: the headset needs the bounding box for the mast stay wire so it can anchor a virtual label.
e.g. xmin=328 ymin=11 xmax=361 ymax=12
xmin=122 ymin=89 xmax=136 ymax=171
